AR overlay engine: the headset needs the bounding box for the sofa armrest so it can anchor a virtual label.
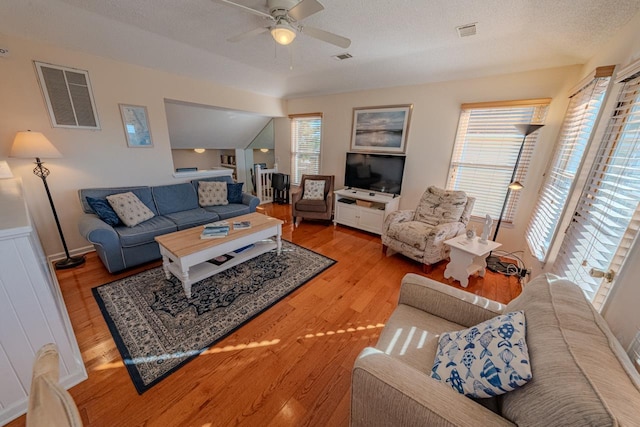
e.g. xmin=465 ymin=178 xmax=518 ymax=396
xmin=78 ymin=214 xmax=117 ymax=243
xmin=383 ymin=209 xmax=415 ymax=234
xmin=291 ymin=186 xmax=302 ymax=205
xmin=399 ymin=273 xmax=504 ymax=327
xmin=325 ymin=188 xmax=334 ymax=213
xmin=78 ymin=214 xmax=125 ymax=273
xmin=241 ymin=192 xmax=260 ymax=212
xmin=429 ymin=221 xmax=466 ymax=244
xmin=352 ymin=348 xmax=515 ymax=427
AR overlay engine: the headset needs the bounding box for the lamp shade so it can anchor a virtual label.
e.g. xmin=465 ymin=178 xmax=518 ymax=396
xmin=10 ymin=131 xmax=62 ymax=159
xmin=271 ymin=23 xmax=296 ymax=45
xmin=508 ymin=181 xmax=524 ymax=190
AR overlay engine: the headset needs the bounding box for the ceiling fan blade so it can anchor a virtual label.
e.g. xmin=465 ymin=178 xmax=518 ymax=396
xmin=301 ymin=26 xmax=351 ymax=48
xmin=227 ymin=26 xmax=269 ymax=42
xmin=288 ymin=0 xmax=324 ymax=21
xmin=213 ymin=0 xmax=273 ymax=19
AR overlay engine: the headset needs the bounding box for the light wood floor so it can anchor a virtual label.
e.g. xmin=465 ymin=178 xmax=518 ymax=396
xmin=8 ymin=204 xmax=521 ymax=427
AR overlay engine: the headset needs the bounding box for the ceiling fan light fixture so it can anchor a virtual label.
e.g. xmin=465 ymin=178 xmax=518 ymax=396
xmin=271 ymin=22 xmax=296 ymax=45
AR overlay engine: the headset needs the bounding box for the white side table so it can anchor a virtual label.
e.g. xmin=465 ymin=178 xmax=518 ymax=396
xmin=444 ymin=234 xmax=502 ymax=288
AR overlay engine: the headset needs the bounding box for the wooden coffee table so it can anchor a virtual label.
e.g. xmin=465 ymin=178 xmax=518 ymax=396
xmin=155 ymin=212 xmax=283 ymax=298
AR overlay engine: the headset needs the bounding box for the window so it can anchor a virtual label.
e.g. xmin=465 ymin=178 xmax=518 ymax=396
xmin=526 ymin=67 xmax=614 ymax=262
xmin=290 ymin=114 xmax=322 ymax=185
xmin=34 ymin=61 xmax=100 ymax=129
xmin=447 ymin=99 xmax=550 ymax=222
xmin=554 ymin=62 xmax=640 ymax=310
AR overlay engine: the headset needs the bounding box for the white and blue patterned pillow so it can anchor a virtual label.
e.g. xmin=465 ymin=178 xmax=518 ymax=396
xmin=430 ymin=311 xmax=532 ymax=398
xmin=303 ymin=179 xmax=325 ymax=200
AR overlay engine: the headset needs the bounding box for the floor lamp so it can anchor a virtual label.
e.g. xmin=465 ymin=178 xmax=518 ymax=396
xmin=487 ymin=123 xmax=544 ymax=272
xmin=10 ymin=131 xmax=86 ymax=270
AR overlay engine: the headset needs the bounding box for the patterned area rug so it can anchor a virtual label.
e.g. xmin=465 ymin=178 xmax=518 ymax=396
xmin=93 ymin=240 xmax=335 ymax=394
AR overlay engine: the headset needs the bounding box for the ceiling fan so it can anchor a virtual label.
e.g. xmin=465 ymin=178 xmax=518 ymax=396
xmin=215 ymin=0 xmax=351 ymax=48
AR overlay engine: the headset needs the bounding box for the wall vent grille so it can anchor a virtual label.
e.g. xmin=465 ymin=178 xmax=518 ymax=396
xmin=34 ymin=61 xmax=100 ymax=129
xmin=332 ymin=53 xmax=353 ymax=61
xmin=456 ymin=23 xmax=477 ymax=38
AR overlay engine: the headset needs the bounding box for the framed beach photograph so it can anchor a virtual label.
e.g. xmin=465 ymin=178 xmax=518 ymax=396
xmin=119 ymin=104 xmax=153 ymax=147
xmin=350 ymin=104 xmax=413 ymax=153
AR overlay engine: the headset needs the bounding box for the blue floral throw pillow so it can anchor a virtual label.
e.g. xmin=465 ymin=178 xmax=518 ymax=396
xmin=430 ymin=311 xmax=531 ymax=398
xmin=227 ymin=182 xmax=244 ymax=204
xmin=86 ymin=196 xmax=121 ymax=226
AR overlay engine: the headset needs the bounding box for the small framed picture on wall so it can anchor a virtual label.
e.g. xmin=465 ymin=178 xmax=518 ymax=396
xmin=119 ymin=104 xmax=153 ymax=147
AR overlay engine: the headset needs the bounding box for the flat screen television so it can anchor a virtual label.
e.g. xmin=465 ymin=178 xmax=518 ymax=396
xmin=344 ymin=152 xmax=406 ymax=196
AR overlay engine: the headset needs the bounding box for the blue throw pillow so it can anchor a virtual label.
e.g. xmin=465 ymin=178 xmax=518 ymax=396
xmin=86 ymin=196 xmax=122 ymax=226
xmin=227 ymin=182 xmax=244 ymax=204
xmin=430 ymin=311 xmax=531 ymax=398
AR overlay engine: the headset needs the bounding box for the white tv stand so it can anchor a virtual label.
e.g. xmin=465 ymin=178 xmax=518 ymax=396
xmin=334 ymin=188 xmax=401 ymax=235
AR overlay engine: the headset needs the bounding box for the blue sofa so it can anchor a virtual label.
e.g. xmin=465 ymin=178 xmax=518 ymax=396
xmin=78 ymin=176 xmax=259 ymax=273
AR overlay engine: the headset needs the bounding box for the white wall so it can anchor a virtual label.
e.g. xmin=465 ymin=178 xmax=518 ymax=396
xmin=0 ymin=34 xmax=285 ymax=256
xmin=285 ymin=66 xmax=582 ymax=254
xmin=252 ymin=149 xmax=275 ymax=169
xmin=171 ymin=149 xmax=221 ymax=171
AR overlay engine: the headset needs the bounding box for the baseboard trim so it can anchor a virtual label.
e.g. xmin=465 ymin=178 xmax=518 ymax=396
xmin=47 ymin=245 xmax=95 ymax=263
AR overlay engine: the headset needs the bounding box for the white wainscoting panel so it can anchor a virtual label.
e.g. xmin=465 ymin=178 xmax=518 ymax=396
xmin=0 ymin=178 xmax=87 ymax=424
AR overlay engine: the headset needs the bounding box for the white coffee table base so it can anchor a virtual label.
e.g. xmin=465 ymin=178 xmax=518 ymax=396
xmin=443 ymin=235 xmax=501 ymax=288
xmin=160 ymin=225 xmax=282 ymax=298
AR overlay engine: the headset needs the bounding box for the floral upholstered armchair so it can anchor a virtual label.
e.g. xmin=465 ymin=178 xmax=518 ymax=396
xmin=382 ymin=186 xmax=475 ymax=271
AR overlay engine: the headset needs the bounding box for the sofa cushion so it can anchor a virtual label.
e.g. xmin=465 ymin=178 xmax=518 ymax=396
xmin=376 ymin=304 xmax=462 ymax=374
xmin=414 ymin=187 xmax=467 ymax=226
xmin=152 ymin=183 xmax=199 ymax=215
xmin=202 ymin=204 xmax=250 ymax=220
xmin=227 ymin=182 xmax=244 ymax=204
xmin=115 ymin=216 xmax=177 ymax=247
xmin=431 ymin=311 xmax=531 ymax=398
xmin=107 ymin=192 xmax=155 ymax=227
xmin=501 ymin=274 xmax=640 ymax=426
xmin=303 ymin=179 xmax=326 ymax=200
xmin=164 ymin=208 xmax=220 ymax=230
xmin=79 ymin=186 xmax=156 ymax=215
xmin=86 ymin=196 xmax=121 ymax=226
xmin=198 ymin=181 xmax=228 ymax=206
xmin=294 ymin=199 xmax=327 ymax=213
xmin=191 ymin=176 xmax=234 ymax=195
xmin=386 ymin=221 xmax=434 ymax=251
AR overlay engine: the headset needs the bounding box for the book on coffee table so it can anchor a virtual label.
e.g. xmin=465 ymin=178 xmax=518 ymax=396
xmin=201 ymin=228 xmax=229 ymax=239
xmin=233 ymin=221 xmax=251 ymax=230
xmin=233 ymin=244 xmax=255 ymax=253
xmin=207 ymin=253 xmax=234 ymax=265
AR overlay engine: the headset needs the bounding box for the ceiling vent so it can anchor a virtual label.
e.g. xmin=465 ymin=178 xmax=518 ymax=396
xmin=456 ymin=23 xmax=477 ymax=38
xmin=332 ymin=53 xmax=353 ymax=61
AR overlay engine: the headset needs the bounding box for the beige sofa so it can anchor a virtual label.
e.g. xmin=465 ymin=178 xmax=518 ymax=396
xmin=351 ymin=273 xmax=640 ymax=426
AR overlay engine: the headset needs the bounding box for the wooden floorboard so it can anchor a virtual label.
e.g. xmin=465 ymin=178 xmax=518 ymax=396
xmin=7 ymin=203 xmax=521 ymax=427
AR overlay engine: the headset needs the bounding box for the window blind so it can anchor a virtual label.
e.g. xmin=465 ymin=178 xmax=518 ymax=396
xmin=553 ymin=70 xmax=640 ymax=310
xmin=447 ymin=100 xmax=550 ymax=222
xmin=290 ymin=114 xmax=322 ymax=185
xmin=526 ymin=69 xmax=613 ymax=262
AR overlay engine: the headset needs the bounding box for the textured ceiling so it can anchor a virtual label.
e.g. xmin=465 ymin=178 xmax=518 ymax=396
xmin=1 ymin=0 xmax=640 ymax=98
